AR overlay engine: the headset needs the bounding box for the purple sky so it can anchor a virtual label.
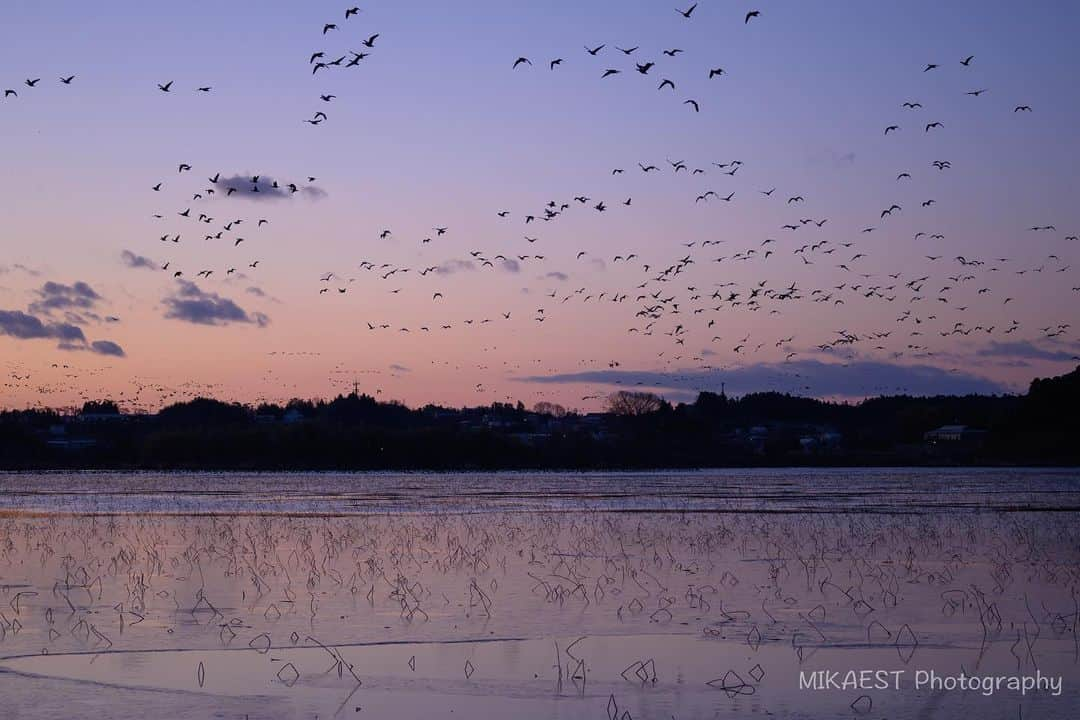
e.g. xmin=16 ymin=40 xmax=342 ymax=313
xmin=2 ymin=1 xmax=1078 ymax=411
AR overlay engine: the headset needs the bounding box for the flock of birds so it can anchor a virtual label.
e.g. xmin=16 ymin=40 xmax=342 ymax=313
xmin=2 ymin=3 xmax=1077 ymax=411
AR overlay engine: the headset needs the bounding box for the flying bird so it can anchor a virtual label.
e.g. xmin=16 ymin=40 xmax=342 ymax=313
xmin=677 ymin=3 xmax=697 ymax=18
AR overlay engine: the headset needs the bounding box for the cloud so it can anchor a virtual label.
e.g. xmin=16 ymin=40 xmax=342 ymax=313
xmin=976 ymin=340 xmax=1079 ymax=363
xmin=217 ymin=174 xmax=327 ymax=201
xmin=0 ymin=308 xmax=124 ymax=357
xmin=434 ymin=259 xmax=476 ymax=275
xmin=0 ymin=263 xmax=41 ymax=277
xmin=90 ymin=340 xmax=126 ymax=357
xmin=162 ymin=280 xmax=269 ymax=327
xmin=29 ymin=281 xmax=102 ymax=319
xmin=517 ymin=359 xmax=1010 ymax=399
xmin=0 ymin=309 xmax=85 ymax=342
xmin=120 ymin=250 xmax=157 ymax=270
xmin=544 ymin=271 xmax=569 ymax=282
xmin=245 ymin=285 xmax=280 ymax=303
xmin=389 ymin=363 xmax=411 ymax=373
xmin=810 ymin=148 xmax=857 ymax=169
xmin=498 ymin=258 xmax=521 ymax=273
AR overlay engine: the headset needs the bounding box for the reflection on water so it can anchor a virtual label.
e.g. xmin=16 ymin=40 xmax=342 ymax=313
xmin=0 ymin=469 xmax=1078 ymax=719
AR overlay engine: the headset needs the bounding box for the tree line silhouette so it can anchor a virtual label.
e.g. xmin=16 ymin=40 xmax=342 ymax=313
xmin=1 ymin=366 xmax=1077 ymax=470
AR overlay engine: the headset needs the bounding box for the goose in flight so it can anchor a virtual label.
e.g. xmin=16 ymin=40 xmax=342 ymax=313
xmin=677 ymin=3 xmax=697 ymax=18
xmin=158 ymin=81 xmax=173 ymax=92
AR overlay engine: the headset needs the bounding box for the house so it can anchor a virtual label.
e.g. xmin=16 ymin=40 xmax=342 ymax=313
xmin=924 ymin=425 xmax=988 ymax=445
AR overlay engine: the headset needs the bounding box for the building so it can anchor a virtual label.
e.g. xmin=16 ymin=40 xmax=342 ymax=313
xmin=924 ymin=425 xmax=988 ymax=445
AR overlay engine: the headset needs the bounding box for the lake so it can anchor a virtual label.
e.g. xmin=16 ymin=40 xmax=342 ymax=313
xmin=0 ymin=468 xmax=1077 ymax=719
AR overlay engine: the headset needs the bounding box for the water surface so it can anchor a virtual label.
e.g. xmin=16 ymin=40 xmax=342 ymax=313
xmin=0 ymin=468 xmax=1077 ymax=719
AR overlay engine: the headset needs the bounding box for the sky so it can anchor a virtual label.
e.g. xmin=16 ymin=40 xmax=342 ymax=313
xmin=1 ymin=0 xmax=1079 ymax=412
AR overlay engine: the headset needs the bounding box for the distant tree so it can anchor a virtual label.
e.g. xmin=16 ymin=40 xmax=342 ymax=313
xmin=255 ymin=403 xmax=283 ymax=418
xmin=533 ymin=402 xmax=568 ymax=418
xmin=156 ymin=397 xmax=250 ymax=427
xmin=607 ymin=391 xmax=664 ymax=416
xmin=81 ymin=400 xmax=120 ymax=415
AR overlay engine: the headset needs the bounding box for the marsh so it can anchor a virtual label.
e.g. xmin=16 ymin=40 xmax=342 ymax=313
xmin=0 ymin=469 xmax=1077 ymax=719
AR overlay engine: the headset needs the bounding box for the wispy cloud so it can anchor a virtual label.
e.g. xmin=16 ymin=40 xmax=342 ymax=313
xmin=976 ymin=340 xmax=1080 ymax=363
xmin=0 ymin=263 xmax=41 ymax=277
xmin=162 ymin=280 xmax=270 ymax=327
xmin=120 ymin=250 xmax=158 ymax=271
xmin=517 ymin=359 xmax=1010 ymax=398
xmin=434 ymin=259 xmax=476 ymax=275
xmin=217 ymin=174 xmax=327 ymax=201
